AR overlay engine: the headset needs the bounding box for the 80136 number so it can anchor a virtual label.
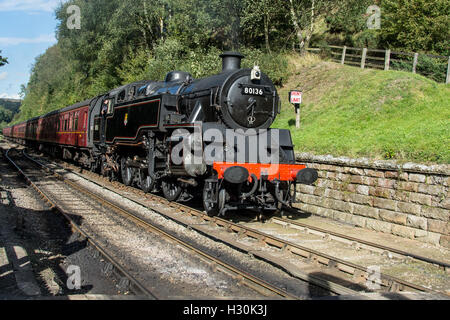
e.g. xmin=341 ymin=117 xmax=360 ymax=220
xmin=243 ymin=86 xmax=264 ymax=96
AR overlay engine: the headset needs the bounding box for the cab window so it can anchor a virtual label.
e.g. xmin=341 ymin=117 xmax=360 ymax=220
xmin=107 ymin=100 xmax=114 ymax=114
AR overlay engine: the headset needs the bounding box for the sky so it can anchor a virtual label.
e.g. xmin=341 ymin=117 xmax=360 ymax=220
xmin=0 ymin=0 xmax=64 ymax=100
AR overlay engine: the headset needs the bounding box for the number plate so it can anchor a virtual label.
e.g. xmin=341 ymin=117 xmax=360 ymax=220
xmin=242 ymin=85 xmax=265 ymax=96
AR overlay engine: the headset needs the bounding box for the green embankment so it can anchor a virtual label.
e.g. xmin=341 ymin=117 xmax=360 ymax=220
xmin=273 ymin=54 xmax=450 ymax=164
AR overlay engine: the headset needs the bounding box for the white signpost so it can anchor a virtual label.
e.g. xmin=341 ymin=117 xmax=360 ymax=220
xmin=289 ymin=90 xmax=302 ymax=129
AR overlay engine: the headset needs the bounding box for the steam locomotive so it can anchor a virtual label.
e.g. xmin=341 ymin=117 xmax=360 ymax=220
xmin=3 ymin=52 xmax=318 ymax=216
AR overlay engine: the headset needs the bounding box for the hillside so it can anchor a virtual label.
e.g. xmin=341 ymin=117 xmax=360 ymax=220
xmin=0 ymin=98 xmax=21 ymax=130
xmin=273 ymin=54 xmax=450 ymax=164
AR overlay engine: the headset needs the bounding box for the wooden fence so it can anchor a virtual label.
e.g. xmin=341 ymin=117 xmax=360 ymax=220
xmin=306 ymin=45 xmax=450 ymax=84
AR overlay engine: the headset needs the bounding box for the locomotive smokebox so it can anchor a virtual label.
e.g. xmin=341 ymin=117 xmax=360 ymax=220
xmin=220 ymin=51 xmax=244 ymax=72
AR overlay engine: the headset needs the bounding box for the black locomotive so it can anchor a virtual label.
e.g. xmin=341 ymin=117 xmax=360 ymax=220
xmin=4 ymin=52 xmax=318 ymax=216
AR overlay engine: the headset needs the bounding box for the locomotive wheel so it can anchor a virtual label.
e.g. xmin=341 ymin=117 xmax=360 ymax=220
xmin=120 ymin=157 xmax=133 ymax=186
xmin=139 ymin=170 xmax=155 ymax=193
xmin=161 ymin=179 xmax=182 ymax=201
xmin=203 ymin=183 xmax=218 ymax=216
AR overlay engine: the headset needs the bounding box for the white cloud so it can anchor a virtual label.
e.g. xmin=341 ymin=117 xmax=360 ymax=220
xmin=0 ymin=34 xmax=56 ymax=46
xmin=0 ymin=72 xmax=7 ymax=81
xmin=0 ymin=0 xmax=64 ymax=13
xmin=0 ymin=93 xmax=21 ymax=99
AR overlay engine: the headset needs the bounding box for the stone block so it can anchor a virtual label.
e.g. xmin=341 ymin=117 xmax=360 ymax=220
xmin=346 ymin=184 xmax=357 ymax=193
xmin=356 ymin=185 xmax=369 ymax=196
xmin=349 ymin=167 xmax=365 ymax=175
xmin=425 ymin=175 xmax=444 ymax=185
xmin=427 ymin=219 xmax=449 ymax=235
xmin=408 ymin=192 xmax=432 ymax=206
xmin=350 ymin=215 xmax=367 ymax=228
xmin=326 ymin=172 xmax=337 ymax=180
xmin=364 ymin=169 xmax=385 ymax=178
xmin=379 ymin=210 xmax=407 ymax=225
xmin=348 ymin=193 xmax=374 ymax=206
xmin=377 ymin=178 xmax=396 ymax=189
xmin=391 ymin=225 xmax=415 ymax=239
xmin=328 ymin=189 xmax=344 ymax=201
xmin=298 ymin=184 xmax=315 ymax=195
xmin=369 ymin=187 xmax=393 ymax=199
xmin=392 ymin=190 xmax=410 ymax=202
xmin=418 ymin=184 xmax=445 ymax=196
xmin=313 ymin=187 xmax=326 ymax=197
xmin=353 ymin=204 xmax=379 ymax=219
xmin=373 ymin=197 xmax=397 ymax=211
xmin=333 ymin=210 xmax=351 ymax=222
xmin=397 ymin=181 xmax=419 ymax=192
xmin=420 ymin=206 xmax=450 ymax=221
xmin=336 ymin=173 xmax=351 ymax=182
xmin=440 ymin=235 xmax=450 ymax=249
xmin=397 ymin=202 xmax=421 ymax=215
xmin=398 ymin=172 xmax=409 ymax=181
xmin=421 ymin=232 xmax=441 ymax=246
xmin=330 ymin=199 xmax=353 ymax=213
xmin=366 ymin=219 xmax=392 ymax=233
xmin=408 ymin=173 xmax=426 ymax=183
xmin=414 ymin=229 xmax=428 ymax=239
xmin=350 ymin=175 xmax=364 ymax=184
xmin=385 ymin=171 xmax=399 ymax=179
xmin=406 ymin=215 xmax=427 ymax=230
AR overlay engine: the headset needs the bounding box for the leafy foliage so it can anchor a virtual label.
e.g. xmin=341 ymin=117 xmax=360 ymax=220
xmin=380 ymin=0 xmax=450 ymax=56
xmin=0 ymin=50 xmax=8 ymax=67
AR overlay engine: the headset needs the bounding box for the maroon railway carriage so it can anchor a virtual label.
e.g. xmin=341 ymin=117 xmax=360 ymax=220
xmin=2 ymin=100 xmax=91 ymax=155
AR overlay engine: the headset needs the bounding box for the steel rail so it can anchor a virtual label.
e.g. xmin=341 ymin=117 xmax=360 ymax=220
xmin=4 ymin=148 xmax=157 ymax=299
xmin=271 ymin=216 xmax=450 ymax=272
xmin=26 ymin=152 xmax=444 ymax=296
xmin=22 ymin=151 xmax=300 ymax=300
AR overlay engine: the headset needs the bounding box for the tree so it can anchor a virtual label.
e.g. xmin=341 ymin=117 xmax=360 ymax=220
xmin=241 ymin=0 xmax=285 ymax=53
xmin=0 ymin=50 xmax=8 ymax=67
xmin=380 ymin=0 xmax=449 ymax=55
xmin=288 ymin=0 xmax=338 ymax=53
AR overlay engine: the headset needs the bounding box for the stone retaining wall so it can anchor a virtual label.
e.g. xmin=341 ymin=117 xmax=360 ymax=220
xmin=295 ymin=153 xmax=450 ymax=248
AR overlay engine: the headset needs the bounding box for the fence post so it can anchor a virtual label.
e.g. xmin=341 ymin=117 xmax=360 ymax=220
xmin=361 ymin=48 xmax=367 ymax=69
xmin=341 ymin=46 xmax=347 ymax=65
xmin=446 ymin=56 xmax=450 ymax=84
xmin=385 ymin=49 xmax=391 ymax=71
xmin=412 ymin=53 xmax=419 ymax=73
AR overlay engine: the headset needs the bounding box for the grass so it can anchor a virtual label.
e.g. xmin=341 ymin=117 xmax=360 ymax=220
xmin=272 ymin=53 xmax=450 ymax=164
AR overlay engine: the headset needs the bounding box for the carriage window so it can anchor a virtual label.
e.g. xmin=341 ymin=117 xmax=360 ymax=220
xmin=75 ymin=113 xmax=79 ymax=130
xmin=64 ymin=119 xmax=68 ymax=131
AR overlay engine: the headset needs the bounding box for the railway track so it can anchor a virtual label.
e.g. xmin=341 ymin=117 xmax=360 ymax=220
xmin=270 ymin=216 xmax=450 ymax=271
xmin=26 ymin=149 xmax=449 ymax=298
xmin=4 ymin=147 xmax=303 ymax=300
xmin=4 ymin=148 xmax=157 ymax=298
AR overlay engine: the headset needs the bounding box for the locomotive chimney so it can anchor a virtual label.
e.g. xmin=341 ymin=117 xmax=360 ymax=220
xmin=220 ymin=51 xmax=244 ymax=72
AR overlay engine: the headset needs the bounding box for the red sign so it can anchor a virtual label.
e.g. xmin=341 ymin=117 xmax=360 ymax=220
xmin=289 ymin=90 xmax=302 ymax=104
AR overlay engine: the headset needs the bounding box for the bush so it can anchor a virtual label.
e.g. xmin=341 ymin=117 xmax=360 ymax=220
xmin=391 ymin=54 xmax=448 ymax=83
xmin=116 ymin=38 xmax=290 ymax=86
xmin=240 ymin=48 xmax=289 ymax=86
